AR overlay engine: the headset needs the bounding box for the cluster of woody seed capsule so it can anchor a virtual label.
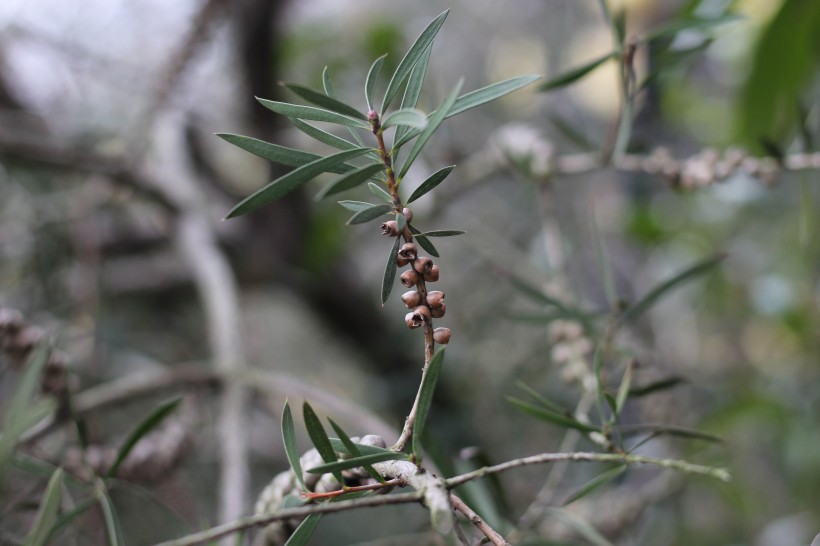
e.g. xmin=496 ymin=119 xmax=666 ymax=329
xmin=381 ymin=209 xmax=450 ymax=345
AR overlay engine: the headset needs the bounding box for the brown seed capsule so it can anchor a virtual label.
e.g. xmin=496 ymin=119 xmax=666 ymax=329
xmin=400 ymin=269 xmax=420 ymax=288
xmin=426 ymin=291 xmax=445 ymax=308
xmin=413 ymin=256 xmax=433 ymax=274
xmin=396 ymin=254 xmax=410 ymax=267
xmin=398 ymin=243 xmax=418 ymax=261
xmin=433 ymin=327 xmax=451 ymax=345
xmin=381 ymin=221 xmax=399 ymax=236
xmin=405 ymin=306 xmax=430 ymax=329
xmin=401 ymin=291 xmax=422 ymax=308
xmin=402 ymin=208 xmax=413 ymax=223
xmin=431 ymin=302 xmax=446 ymax=318
xmin=423 ymin=264 xmax=440 ymax=282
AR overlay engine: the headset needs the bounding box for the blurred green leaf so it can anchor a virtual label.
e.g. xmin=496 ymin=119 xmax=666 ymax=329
xmin=615 ymin=360 xmax=635 ymax=415
xmin=302 ymin=402 xmax=344 ymax=485
xmin=307 ymin=451 xmax=406 ymax=475
xmin=216 ymin=134 xmax=343 ymax=170
xmin=628 ymin=376 xmax=685 ymax=397
xmin=412 ymin=347 xmax=446 ymax=459
xmin=381 ymin=108 xmax=428 ymax=130
xmin=382 ymin=235 xmax=402 ymax=305
xmin=322 ymin=66 xmax=336 ymax=97
xmin=284 ymin=513 xmax=322 ymax=546
xmin=543 ymin=507 xmax=615 ymax=546
xmin=327 ymin=419 xmax=384 ymax=484
xmin=338 ymin=200 xmax=377 ymax=212
xmin=368 ymin=182 xmax=393 ymax=203
xmin=282 ymin=401 xmax=306 ymax=491
xmin=506 ymin=275 xmax=586 ymax=323
xmin=23 ymin=468 xmax=63 ymax=546
xmin=407 ymin=166 xmax=455 ymax=203
xmin=365 ymin=54 xmax=388 ymax=111
xmin=329 ymin=438 xmax=393 ymax=457
xmin=507 ymin=397 xmax=599 ymax=433
xmin=346 ymin=204 xmax=393 ymax=225
xmin=515 ymin=381 xmax=566 ymax=414
xmin=562 ymin=465 xmax=626 ymax=506
xmin=282 ymin=83 xmax=366 ymax=120
xmin=257 ymin=98 xmax=370 ymax=129
xmin=539 ymin=53 xmax=618 ymax=91
xmin=641 ymin=13 xmax=742 ymax=42
xmin=410 ymin=225 xmax=439 ymax=257
xmin=290 ymin=119 xmax=357 ymax=151
xmin=415 ymin=230 xmax=465 ymax=237
xmin=398 ymin=80 xmax=463 ymax=181
xmin=382 ymin=10 xmax=449 ymax=111
xmin=315 ymin=163 xmax=383 ymax=201
xmin=449 ymin=75 xmax=540 ymax=117
xmin=226 ymin=148 xmax=370 ymax=219
xmin=98 ymin=487 xmax=123 ymax=546
xmin=620 ymin=253 xmax=726 ymax=324
xmin=619 ymin=424 xmax=722 ymax=443
xmin=46 ymin=498 xmax=96 ymax=544
xmin=108 ymin=398 xmax=181 ymax=479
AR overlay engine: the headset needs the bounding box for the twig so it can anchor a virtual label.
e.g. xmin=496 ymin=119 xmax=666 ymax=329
xmin=450 ymin=494 xmax=509 ymax=546
xmin=301 ymin=479 xmax=403 ymax=500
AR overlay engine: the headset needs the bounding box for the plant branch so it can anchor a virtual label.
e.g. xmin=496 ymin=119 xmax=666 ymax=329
xmin=450 ymin=494 xmax=510 ymax=546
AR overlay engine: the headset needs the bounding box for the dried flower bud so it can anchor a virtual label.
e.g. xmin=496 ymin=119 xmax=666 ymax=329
xmin=433 ymin=327 xmax=451 ymax=345
xmin=413 ymin=256 xmax=433 ymax=274
xmin=423 ymin=264 xmax=440 ymax=282
xmin=431 ymin=302 xmax=446 ymax=318
xmin=401 ymin=291 xmax=422 ymax=308
xmin=381 ymin=221 xmax=399 ymax=237
xmin=400 ymin=269 xmax=420 ymax=288
xmin=402 ymin=207 xmax=413 ymax=223
xmin=398 ymin=243 xmax=418 ymax=261
xmin=426 ymin=291 xmax=445 ymax=308
xmin=405 ymin=306 xmax=430 ymax=329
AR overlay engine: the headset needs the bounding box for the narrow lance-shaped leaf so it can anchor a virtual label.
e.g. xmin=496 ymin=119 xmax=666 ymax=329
xmin=315 ymin=163 xmax=384 ymax=201
xmin=347 ymin=204 xmax=392 ymax=225
xmin=412 ymin=347 xmax=446 ymax=459
xmin=216 ymin=133 xmax=343 ymax=170
xmin=107 ymin=398 xmax=182 ymax=478
xmin=284 ymin=513 xmax=322 ymax=546
xmin=365 ymin=54 xmax=387 ymax=111
xmin=23 ymin=468 xmax=63 ymax=546
xmin=282 ymin=83 xmax=366 ymax=120
xmin=641 ymin=14 xmax=743 ymax=43
xmin=329 ymin=438 xmax=393 ymax=456
xmin=338 ymin=200 xmax=377 ymax=212
xmin=381 ymin=108 xmax=428 ymax=130
xmin=410 ymin=225 xmax=439 ymax=257
xmin=290 ymin=119 xmax=357 ymax=151
xmin=307 ymin=451 xmax=406 ymax=475
xmin=615 ymin=359 xmax=635 ymax=415
xmin=394 ymin=43 xmax=432 ymax=162
xmin=562 ymin=465 xmax=627 ymax=506
xmin=368 ymin=182 xmax=393 ymax=204
xmin=628 ymin=376 xmax=685 ymax=397
xmin=398 ymin=80 xmax=463 ymax=181
xmin=538 ymin=52 xmax=619 ymax=91
xmin=620 ymin=253 xmax=726 ymax=324
xmin=302 ymin=402 xmax=344 ymax=485
xmin=448 ymin=75 xmax=541 ymax=117
xmin=322 ymin=67 xmax=369 ymax=147
xmin=257 ymin=98 xmax=370 ymax=129
xmin=415 ymin=230 xmax=465 ymax=237
xmin=328 ymin=418 xmax=385 ymax=484
xmin=382 ymin=10 xmax=449 ymax=111
xmin=282 ymin=401 xmax=306 ymax=491
xmin=382 ymin=235 xmax=402 ymax=305
xmin=98 ymin=488 xmax=123 ymax=546
xmin=407 ymin=165 xmax=455 ymax=203
xmin=507 ymin=397 xmax=599 ymax=433
xmin=226 ymin=148 xmax=370 ymax=219
xmin=516 ymin=380 xmax=567 ymax=414
xmin=45 ymin=498 xmax=97 ymax=544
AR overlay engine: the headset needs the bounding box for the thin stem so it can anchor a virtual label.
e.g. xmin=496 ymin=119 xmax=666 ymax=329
xmin=392 ymin=314 xmax=434 ymax=452
xmin=451 ymin=494 xmax=510 ymax=546
xmin=370 ymin=113 xmax=402 ymax=211
xmin=301 ymin=479 xmax=403 ymax=500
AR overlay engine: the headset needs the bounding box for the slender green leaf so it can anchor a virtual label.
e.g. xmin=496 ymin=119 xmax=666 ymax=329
xmin=97 ymin=488 xmax=123 ymax=546
xmin=449 ymin=75 xmax=540 ymax=117
xmin=620 ymin=253 xmax=726 ymax=323
xmin=216 ymin=133 xmax=334 ymax=169
xmin=382 ymin=10 xmax=449 ymax=111
xmin=307 ymin=451 xmax=406 ymax=475
xmin=365 ymin=54 xmax=387 ymax=111
xmin=226 ymin=148 xmax=370 ymax=219
xmin=641 ymin=14 xmax=743 ymax=43
xmin=257 ymin=98 xmax=369 ymax=129
xmin=615 ymin=360 xmax=635 ymax=415
xmin=397 ymin=80 xmax=462 ymax=181
xmin=327 ymin=419 xmax=385 ymax=484
xmin=46 ymin=498 xmax=96 ymax=543
xmin=290 ymin=119 xmax=357 ymax=151
xmin=381 ymin=108 xmax=428 ymax=130
xmin=346 ymin=204 xmax=393 ymax=225
xmin=302 ymin=402 xmax=343 ymax=485
xmin=282 ymin=401 xmax=306 ymax=491
xmin=628 ymin=376 xmax=685 ymax=397
xmin=515 ymin=381 xmax=566 ymax=414
xmin=394 ymin=44 xmax=432 ymax=160
xmin=543 ymin=507 xmax=615 ymax=546
xmin=368 ymin=182 xmax=393 ymax=203
xmin=322 ymin=66 xmax=336 ymax=97
xmin=338 ymin=200 xmax=377 ymax=212
xmin=329 ymin=438 xmax=393 ymax=457
xmin=507 ymin=275 xmax=574 ymax=316
xmin=618 ymin=424 xmax=723 ymax=443
xmin=23 ymin=468 xmax=63 ymax=546
xmin=539 ymin=52 xmax=618 ymax=91
xmin=507 ymin=397 xmax=599 ymax=433
xmin=407 ymin=165 xmax=455 ymax=203
xmin=410 ymin=225 xmax=439 ymax=257
xmin=412 ymin=347 xmax=446 ymax=459
xmin=382 ymin=235 xmax=402 ymax=305
xmin=415 ymin=230 xmax=465 ymax=237
xmin=562 ymin=465 xmax=626 ymax=506
xmin=284 ymin=513 xmax=322 ymax=546
xmin=315 ymin=163 xmax=383 ymax=201
xmin=282 ymin=83 xmax=366 ymax=120
xmin=0 ymin=343 xmax=51 ymax=487
xmin=107 ymin=398 xmax=182 ymax=478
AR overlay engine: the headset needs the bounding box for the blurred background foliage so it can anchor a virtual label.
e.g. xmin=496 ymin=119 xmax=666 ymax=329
xmin=0 ymin=0 xmax=818 ymax=545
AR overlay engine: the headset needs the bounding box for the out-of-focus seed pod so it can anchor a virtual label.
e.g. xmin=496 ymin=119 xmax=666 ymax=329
xmin=431 ymin=303 xmax=446 ymax=318
xmin=381 ymin=221 xmax=399 ymax=236
xmin=401 ymin=291 xmax=422 ymax=308
xmin=398 ymin=243 xmax=418 ymax=261
xmin=433 ymin=327 xmax=451 ymax=345
xmin=0 ymin=308 xmax=24 ymax=333
xmin=413 ymin=256 xmax=433 ymax=274
xmin=423 ymin=264 xmax=440 ymax=282
xmin=400 ymin=269 xmax=420 ymax=288
xmin=426 ymin=291 xmax=445 ymax=308
xmin=402 ymin=208 xmax=413 ymax=223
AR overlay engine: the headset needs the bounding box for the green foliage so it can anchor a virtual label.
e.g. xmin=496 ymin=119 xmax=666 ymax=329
xmin=412 ymin=347 xmax=446 ymax=460
xmin=108 ymin=397 xmax=182 ymax=479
